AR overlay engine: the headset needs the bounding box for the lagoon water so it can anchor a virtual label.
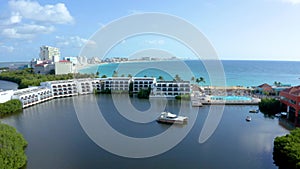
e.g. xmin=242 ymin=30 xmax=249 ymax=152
xmin=0 ymin=80 xmax=18 ymax=90
xmin=1 ymin=93 xmax=289 ymax=169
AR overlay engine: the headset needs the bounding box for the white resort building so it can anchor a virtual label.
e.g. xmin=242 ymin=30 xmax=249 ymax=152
xmin=102 ymin=77 xmax=130 ymax=92
xmin=0 ymin=77 xmax=193 ymax=110
xmin=0 ymin=90 xmax=14 ymax=103
xmin=132 ymin=77 xmax=156 ymax=93
xmin=91 ymin=79 xmax=101 ymax=92
xmin=41 ymin=80 xmax=78 ymax=98
xmin=76 ymin=78 xmax=95 ymax=94
xmin=151 ymin=81 xmax=191 ymax=97
xmin=11 ymin=87 xmax=53 ymax=108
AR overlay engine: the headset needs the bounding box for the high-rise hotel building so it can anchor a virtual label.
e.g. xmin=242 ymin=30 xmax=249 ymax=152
xmin=39 ymin=45 xmax=60 ymax=62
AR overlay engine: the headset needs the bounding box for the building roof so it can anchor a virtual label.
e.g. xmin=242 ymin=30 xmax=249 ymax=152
xmin=59 ymin=60 xmax=71 ymax=63
xmin=281 ymin=86 xmax=300 ymax=96
xmin=35 ymin=63 xmax=48 ymax=67
xmin=258 ymin=83 xmax=273 ymax=92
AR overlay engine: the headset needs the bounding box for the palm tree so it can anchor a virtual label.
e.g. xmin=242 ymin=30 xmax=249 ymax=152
xmin=191 ymin=76 xmax=195 ymax=84
xmin=112 ymin=70 xmax=118 ymax=77
xmin=274 ymin=81 xmax=282 ymax=87
xmin=128 ymin=74 xmax=132 ymax=78
xmin=174 ymin=74 xmax=182 ymax=82
xmin=158 ymin=76 xmax=164 ymax=81
xmin=196 ymin=77 xmax=205 ymax=86
xmin=96 ymin=71 xmax=100 ymax=77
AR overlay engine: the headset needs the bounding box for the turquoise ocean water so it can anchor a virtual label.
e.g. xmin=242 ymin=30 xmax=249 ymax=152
xmin=79 ymin=60 xmax=300 ymax=87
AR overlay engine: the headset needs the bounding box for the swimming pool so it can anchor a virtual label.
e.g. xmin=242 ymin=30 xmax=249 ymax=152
xmin=210 ymin=96 xmax=252 ymax=101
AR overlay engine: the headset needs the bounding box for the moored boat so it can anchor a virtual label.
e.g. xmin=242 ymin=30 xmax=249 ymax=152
xmin=157 ymin=112 xmax=188 ymax=124
xmin=192 ymin=100 xmax=203 ymax=107
xmin=249 ymin=109 xmax=259 ymax=113
xmin=246 ymin=116 xmax=251 ymax=122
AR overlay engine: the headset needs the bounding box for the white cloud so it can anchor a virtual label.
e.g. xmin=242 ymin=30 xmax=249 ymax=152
xmin=281 ymin=0 xmax=300 ymax=4
xmin=1 ymin=24 xmax=54 ymax=39
xmin=0 ymin=12 xmax=22 ymax=25
xmin=55 ymin=36 xmax=96 ymax=48
xmin=0 ymin=0 xmax=74 ymax=40
xmin=0 ymin=45 xmax=14 ymax=53
xmin=8 ymin=0 xmax=74 ymax=24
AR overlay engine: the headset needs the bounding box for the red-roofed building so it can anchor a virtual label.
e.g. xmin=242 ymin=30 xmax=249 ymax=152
xmin=280 ymin=86 xmax=300 ymax=126
xmin=34 ymin=62 xmax=55 ymax=74
xmin=257 ymin=83 xmax=275 ymax=94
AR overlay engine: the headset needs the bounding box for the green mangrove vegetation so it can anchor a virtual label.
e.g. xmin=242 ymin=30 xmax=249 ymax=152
xmin=0 ymin=68 xmax=96 ymax=89
xmin=0 ymin=123 xmax=28 ymax=169
xmin=0 ymin=100 xmax=22 ymax=117
xmin=175 ymin=94 xmax=191 ymax=100
xmin=258 ymin=98 xmax=281 ymax=115
xmin=273 ymin=128 xmax=300 ymax=169
xmin=137 ymin=87 xmax=151 ymax=99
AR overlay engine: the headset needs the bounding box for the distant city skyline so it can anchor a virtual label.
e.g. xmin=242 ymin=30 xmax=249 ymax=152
xmin=1 ymin=0 xmax=300 ymax=62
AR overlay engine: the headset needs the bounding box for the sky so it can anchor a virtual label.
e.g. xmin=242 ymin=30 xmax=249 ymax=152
xmin=0 ymin=0 xmax=300 ymax=62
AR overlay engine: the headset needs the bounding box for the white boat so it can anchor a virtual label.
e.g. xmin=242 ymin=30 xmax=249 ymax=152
xmin=281 ymin=112 xmax=288 ymax=116
xmin=157 ymin=112 xmax=188 ymax=124
xmin=192 ymin=100 xmax=203 ymax=107
xmin=275 ymin=113 xmax=281 ymax=117
xmin=246 ymin=116 xmax=251 ymax=122
xmin=249 ymin=109 xmax=259 ymax=113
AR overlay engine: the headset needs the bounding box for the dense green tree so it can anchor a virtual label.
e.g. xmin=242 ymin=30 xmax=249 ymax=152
xmin=273 ymin=128 xmax=300 ymax=169
xmin=0 ymin=69 xmax=95 ymax=89
xmin=137 ymin=87 xmax=151 ymax=99
xmin=258 ymin=98 xmax=281 ymax=115
xmin=0 ymin=123 xmax=27 ymax=169
xmin=0 ymin=67 xmax=9 ymax=70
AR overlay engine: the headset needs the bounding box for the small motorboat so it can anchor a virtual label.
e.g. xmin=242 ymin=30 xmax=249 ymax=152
xmin=249 ymin=109 xmax=259 ymax=113
xmin=246 ymin=116 xmax=251 ymax=122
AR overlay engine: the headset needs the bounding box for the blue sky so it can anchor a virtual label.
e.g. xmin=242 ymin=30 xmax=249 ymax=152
xmin=0 ymin=0 xmax=300 ymax=62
